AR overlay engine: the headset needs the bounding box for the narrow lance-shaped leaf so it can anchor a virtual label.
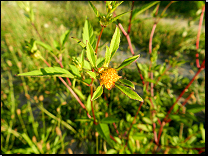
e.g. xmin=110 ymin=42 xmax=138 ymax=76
xmin=60 ymin=30 xmax=70 ymax=46
xmin=83 ymin=19 xmax=96 ymax=50
xmin=116 ymin=55 xmax=140 ymax=71
xmin=115 ymin=83 xmax=143 ymax=102
xmin=17 ymin=67 xmax=74 ymax=78
xmin=89 ymin=1 xmax=99 ymax=17
xmin=87 ymin=71 xmax=96 ymax=79
xmin=21 ymin=133 xmax=39 ymax=154
xmin=71 ymin=37 xmax=86 ymax=49
xmin=108 ymin=11 xmax=131 ymax=25
xmin=86 ymin=41 xmax=97 ymax=67
xmin=96 ymin=57 xmax=105 ymax=68
xmin=69 ymin=65 xmax=81 ymax=77
xmin=101 ymin=117 xmax=120 ymax=124
xmin=110 ymin=27 xmax=120 ymax=60
xmin=118 ymin=79 xmax=135 ymax=90
xmin=91 ymin=85 xmax=103 ymax=101
xmin=103 ymin=45 xmax=111 ymax=67
xmin=36 ymin=40 xmax=53 ymax=51
xmin=132 ymin=1 xmax=160 ymax=21
xmin=95 ymin=123 xmax=113 ymax=147
xmin=81 ymin=49 xmax=84 ymax=69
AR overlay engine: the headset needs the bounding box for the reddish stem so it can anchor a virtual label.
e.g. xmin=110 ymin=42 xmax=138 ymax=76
xmin=113 ymin=123 xmax=120 ymax=138
xmin=150 ymin=98 xmax=158 ymax=144
xmin=95 ymin=26 xmax=105 ymax=55
xmin=42 ymin=59 xmax=91 ymax=118
xmin=166 ymin=92 xmax=194 ymax=123
xmin=196 ymin=5 xmax=205 ymax=68
xmin=118 ymin=23 xmax=145 ymax=85
xmin=146 ymin=23 xmax=157 ymax=93
xmin=149 ymin=24 xmax=157 ymax=54
xmin=127 ymin=1 xmax=134 ymax=34
xmin=157 ymin=59 xmax=205 ymax=142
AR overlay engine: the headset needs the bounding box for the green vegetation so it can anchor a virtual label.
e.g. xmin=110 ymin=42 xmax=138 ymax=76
xmin=1 ymin=1 xmax=205 ymax=154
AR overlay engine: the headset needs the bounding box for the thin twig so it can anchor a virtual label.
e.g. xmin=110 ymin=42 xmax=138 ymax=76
xmin=157 ymin=59 xmax=205 ymax=142
xmin=31 ymin=22 xmax=45 ymax=42
xmin=196 ymin=5 xmax=205 ymax=68
xmin=95 ymin=26 xmax=105 ymax=55
xmin=118 ymin=23 xmax=145 ymax=85
xmin=42 ymin=59 xmax=91 ymax=118
xmin=166 ymin=92 xmax=194 ymax=123
xmin=127 ymin=1 xmax=134 ymax=34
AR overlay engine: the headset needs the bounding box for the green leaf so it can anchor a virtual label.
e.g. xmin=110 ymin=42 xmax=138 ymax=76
xmin=108 ymin=1 xmax=123 ymax=15
xmin=91 ymin=86 xmax=103 ymax=101
xmin=133 ymin=124 xmax=152 ymax=132
xmin=186 ymin=104 xmax=205 ymax=113
xmin=60 ymin=30 xmax=70 ymax=46
xmin=95 ymin=123 xmax=112 ymax=146
xmin=106 ymin=149 xmax=117 ymax=154
xmin=71 ymin=37 xmax=86 ymax=49
xmin=109 ymin=27 xmax=120 ymax=60
xmin=142 ymin=117 xmax=152 ymax=124
xmin=17 ymin=67 xmax=74 ymax=78
xmin=145 ymin=78 xmax=156 ymax=83
xmin=116 ymin=55 xmax=140 ymax=71
xmin=86 ymin=95 xmax=92 ymax=112
xmin=36 ymin=40 xmax=53 ymax=51
xmin=132 ymin=1 xmax=160 ymax=21
xmin=132 ymin=133 xmax=147 ymax=140
xmin=96 ymin=57 xmax=105 ymax=68
xmin=118 ymin=79 xmax=135 ymax=89
xmin=87 ymin=71 xmax=96 ymax=79
xmin=101 ymin=117 xmax=120 ymax=124
xmin=38 ymin=105 xmax=77 ymax=133
xmin=21 ymin=133 xmax=39 ymax=154
xmin=83 ymin=19 xmax=96 ymax=50
xmin=109 ymin=11 xmax=131 ymax=25
xmin=53 ymin=40 xmax=60 ymax=50
xmin=104 ymin=45 xmax=111 ymax=67
xmin=115 ymin=84 xmax=143 ymax=102
xmin=200 ymin=123 xmax=205 ymax=142
xmin=86 ymin=41 xmax=97 ymax=67
xmin=81 ymin=50 xmax=85 ymax=69
xmin=83 ymin=78 xmax=92 ymax=85
xmin=89 ymin=1 xmax=99 ymax=17
xmin=69 ymin=65 xmax=81 ymax=77
xmin=73 ymin=87 xmax=85 ymax=100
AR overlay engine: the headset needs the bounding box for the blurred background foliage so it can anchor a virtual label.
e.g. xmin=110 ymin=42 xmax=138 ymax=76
xmin=1 ymin=1 xmax=205 ymax=154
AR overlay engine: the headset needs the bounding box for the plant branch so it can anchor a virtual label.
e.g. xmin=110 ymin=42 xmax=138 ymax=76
xmin=31 ymin=22 xmax=45 ymax=42
xmin=117 ymin=23 xmax=145 ymax=85
xmin=95 ymin=26 xmax=105 ymax=55
xmin=42 ymin=59 xmax=91 ymax=118
xmin=157 ymin=59 xmax=205 ymax=142
xmin=150 ymin=98 xmax=158 ymax=145
xmin=166 ymin=92 xmax=194 ymax=123
xmin=196 ymin=5 xmax=205 ymax=68
xmin=127 ymin=1 xmax=134 ymax=34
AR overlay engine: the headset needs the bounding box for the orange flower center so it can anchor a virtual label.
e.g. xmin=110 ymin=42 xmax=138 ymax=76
xmin=99 ymin=68 xmax=120 ymax=90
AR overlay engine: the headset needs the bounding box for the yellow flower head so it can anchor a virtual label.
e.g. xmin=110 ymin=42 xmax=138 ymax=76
xmin=98 ymin=67 xmax=120 ymax=90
